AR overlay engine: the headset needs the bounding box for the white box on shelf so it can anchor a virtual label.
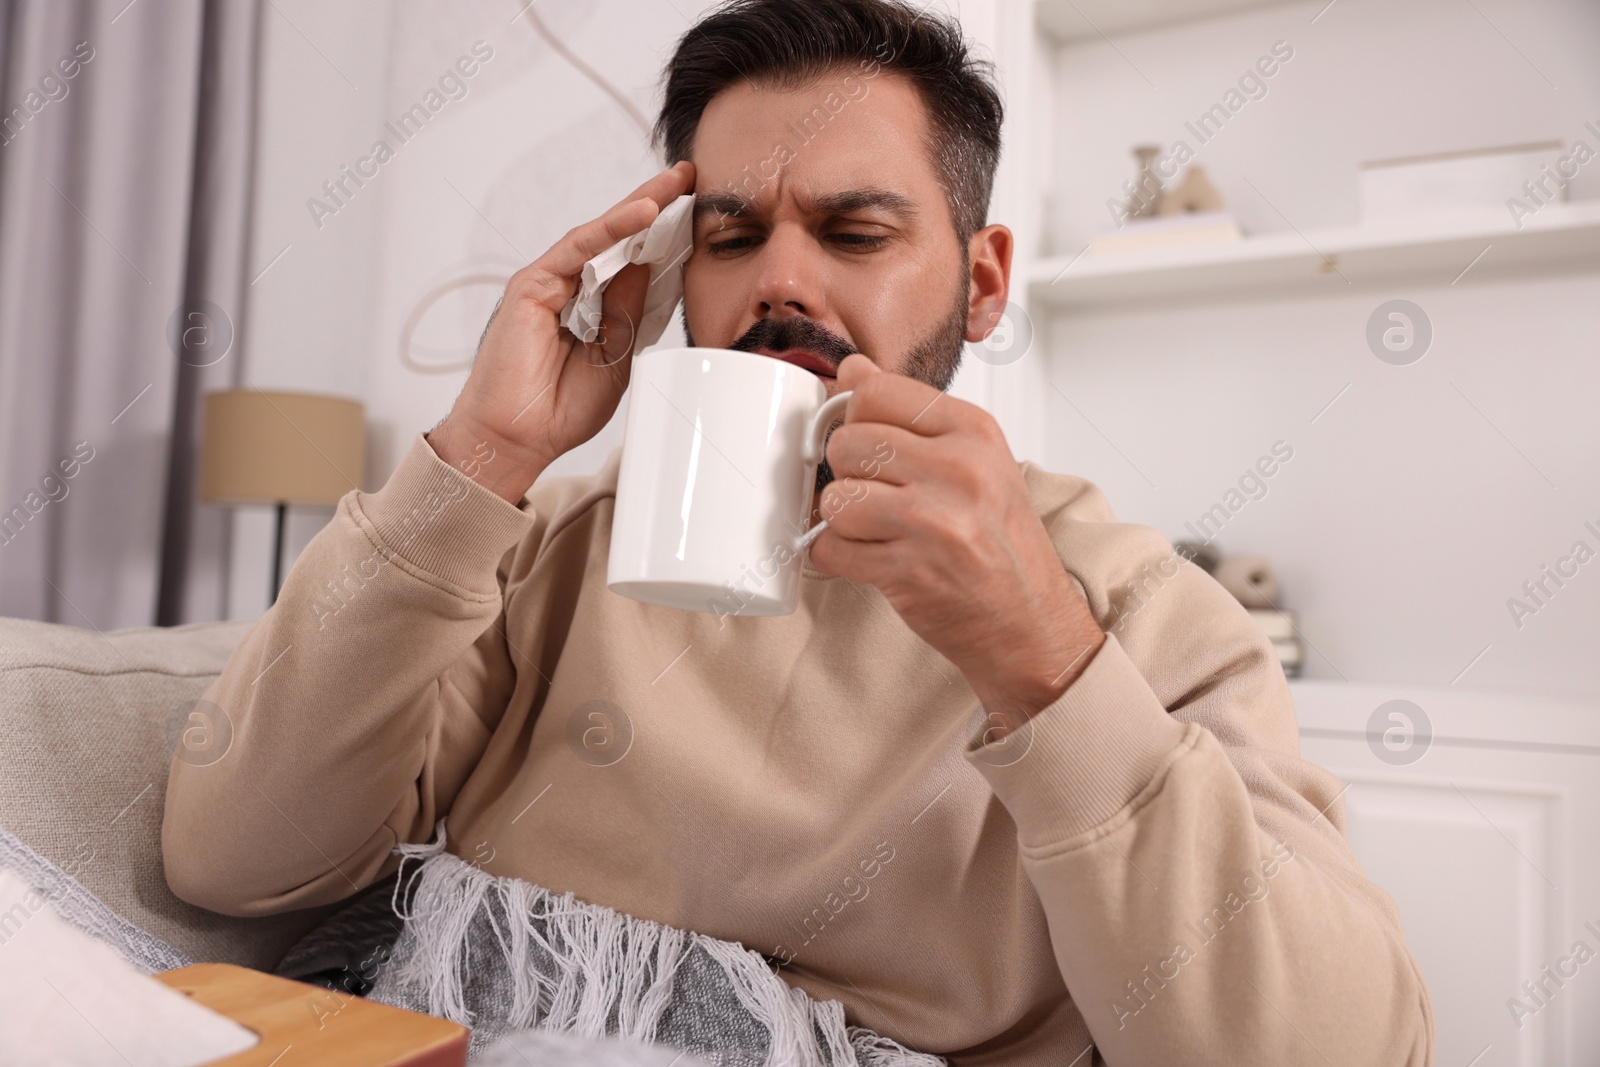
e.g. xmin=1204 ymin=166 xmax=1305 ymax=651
xmin=1358 ymin=141 xmax=1564 ymax=223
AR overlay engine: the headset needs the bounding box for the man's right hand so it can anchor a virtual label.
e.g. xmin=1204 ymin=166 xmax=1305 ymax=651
xmin=427 ymin=161 xmax=696 ymax=503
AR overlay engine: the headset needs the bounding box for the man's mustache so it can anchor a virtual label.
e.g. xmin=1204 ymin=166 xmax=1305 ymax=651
xmin=728 ymin=317 xmax=857 ymax=371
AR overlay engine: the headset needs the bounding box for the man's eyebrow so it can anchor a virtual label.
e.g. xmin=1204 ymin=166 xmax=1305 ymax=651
xmin=693 ymin=191 xmax=752 ymax=224
xmin=807 ymin=188 xmax=919 ymax=221
xmin=691 ymin=187 xmax=919 ymax=225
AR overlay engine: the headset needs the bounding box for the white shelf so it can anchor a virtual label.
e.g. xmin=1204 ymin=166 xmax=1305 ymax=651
xmin=1027 ymin=201 xmax=1600 ymax=309
xmin=1289 ymin=679 xmax=1600 ymax=752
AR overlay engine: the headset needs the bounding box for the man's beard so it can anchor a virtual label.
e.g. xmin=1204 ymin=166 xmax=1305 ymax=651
xmin=681 ymin=280 xmax=970 ymax=493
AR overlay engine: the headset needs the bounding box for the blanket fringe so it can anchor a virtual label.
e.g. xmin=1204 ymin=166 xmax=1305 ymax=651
xmin=377 ymin=820 xmax=944 ymax=1067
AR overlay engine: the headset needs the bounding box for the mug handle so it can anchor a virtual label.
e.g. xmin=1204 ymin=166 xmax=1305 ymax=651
xmin=793 ymin=390 xmax=853 ymax=552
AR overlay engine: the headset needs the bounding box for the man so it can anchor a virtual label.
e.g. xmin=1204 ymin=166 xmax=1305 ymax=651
xmin=164 ymin=0 xmax=1434 ymax=1062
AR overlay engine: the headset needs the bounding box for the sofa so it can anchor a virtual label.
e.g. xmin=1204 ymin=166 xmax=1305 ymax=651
xmin=0 ymin=615 xmax=338 ymax=971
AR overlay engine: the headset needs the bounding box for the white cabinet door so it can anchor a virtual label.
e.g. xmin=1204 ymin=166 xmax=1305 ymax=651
xmin=1293 ymin=682 xmax=1600 ymax=1067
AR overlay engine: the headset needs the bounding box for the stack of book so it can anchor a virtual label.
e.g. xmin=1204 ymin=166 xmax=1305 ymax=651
xmin=1248 ymin=609 xmax=1304 ymax=678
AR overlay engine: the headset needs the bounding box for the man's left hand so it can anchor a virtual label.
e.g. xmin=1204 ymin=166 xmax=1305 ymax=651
xmin=808 ymin=354 xmax=1106 ymax=735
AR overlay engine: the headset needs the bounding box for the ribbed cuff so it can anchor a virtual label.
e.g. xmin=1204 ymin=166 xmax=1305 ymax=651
xmin=964 ymin=633 xmax=1191 ymax=849
xmin=351 ymin=433 xmax=538 ymax=596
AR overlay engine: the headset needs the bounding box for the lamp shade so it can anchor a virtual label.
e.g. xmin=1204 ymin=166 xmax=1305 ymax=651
xmin=199 ymin=390 xmax=365 ymax=506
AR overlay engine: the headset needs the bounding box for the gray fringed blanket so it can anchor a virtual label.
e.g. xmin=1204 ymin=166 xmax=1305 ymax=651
xmin=0 ymin=824 xmax=943 ymax=1067
xmin=364 ymin=822 xmax=942 ymax=1065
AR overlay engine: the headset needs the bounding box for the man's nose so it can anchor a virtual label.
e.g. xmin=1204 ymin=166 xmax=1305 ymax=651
xmin=747 ymin=223 xmax=828 ymax=322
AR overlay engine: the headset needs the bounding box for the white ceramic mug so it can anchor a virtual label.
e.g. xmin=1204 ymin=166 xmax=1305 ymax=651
xmin=607 ymin=346 xmax=852 ymax=617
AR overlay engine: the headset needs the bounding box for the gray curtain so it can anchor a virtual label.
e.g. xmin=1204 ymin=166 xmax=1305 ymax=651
xmin=0 ymin=0 xmax=261 ymax=629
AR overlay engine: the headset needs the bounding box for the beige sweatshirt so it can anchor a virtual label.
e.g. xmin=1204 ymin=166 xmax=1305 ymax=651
xmin=163 ymin=433 xmax=1434 ymax=1066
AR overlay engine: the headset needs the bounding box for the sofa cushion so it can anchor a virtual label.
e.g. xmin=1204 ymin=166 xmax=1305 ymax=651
xmin=0 ymin=616 xmax=335 ymax=970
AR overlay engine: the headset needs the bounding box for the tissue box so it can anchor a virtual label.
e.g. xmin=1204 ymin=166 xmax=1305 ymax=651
xmin=1358 ymin=141 xmax=1564 ymax=223
xmin=154 ymin=964 xmax=470 ymax=1066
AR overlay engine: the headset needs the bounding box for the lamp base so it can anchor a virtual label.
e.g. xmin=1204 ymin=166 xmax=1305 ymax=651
xmin=271 ymin=501 xmax=287 ymax=604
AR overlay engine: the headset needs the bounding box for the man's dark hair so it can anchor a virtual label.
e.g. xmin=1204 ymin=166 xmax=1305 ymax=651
xmin=653 ymin=0 xmax=1005 ymax=245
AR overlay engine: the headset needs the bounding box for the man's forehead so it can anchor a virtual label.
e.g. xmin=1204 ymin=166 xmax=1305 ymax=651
xmin=687 ymin=70 xmax=940 ymax=224
xmin=694 ymin=65 xmax=928 ymax=143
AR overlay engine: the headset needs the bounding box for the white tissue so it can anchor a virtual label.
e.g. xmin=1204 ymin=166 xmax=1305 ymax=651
xmin=559 ymin=192 xmax=695 ymax=353
xmin=0 ymin=869 xmax=258 ymax=1067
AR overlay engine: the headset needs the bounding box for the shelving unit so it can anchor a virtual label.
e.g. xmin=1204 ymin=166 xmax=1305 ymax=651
xmin=970 ymin=0 xmax=1600 ymax=464
xmin=1028 ymin=201 xmax=1600 ymax=309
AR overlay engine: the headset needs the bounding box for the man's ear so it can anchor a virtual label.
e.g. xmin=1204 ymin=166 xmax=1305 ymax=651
xmin=964 ymin=224 xmax=1013 ymax=344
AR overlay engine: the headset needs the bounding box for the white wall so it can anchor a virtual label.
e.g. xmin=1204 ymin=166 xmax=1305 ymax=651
xmin=1036 ymin=0 xmax=1600 ymax=698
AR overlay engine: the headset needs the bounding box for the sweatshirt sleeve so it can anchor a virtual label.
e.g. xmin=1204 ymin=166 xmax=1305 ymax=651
xmin=963 ymin=469 xmax=1435 ymax=1066
xmin=162 ymin=433 xmax=539 ymax=917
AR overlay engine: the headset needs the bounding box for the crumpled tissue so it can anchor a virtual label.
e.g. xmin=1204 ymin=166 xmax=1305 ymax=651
xmin=559 ymin=192 xmax=695 ymax=353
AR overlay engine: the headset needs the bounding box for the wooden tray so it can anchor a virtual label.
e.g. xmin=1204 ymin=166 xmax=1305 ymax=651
xmin=154 ymin=963 xmax=468 ymax=1067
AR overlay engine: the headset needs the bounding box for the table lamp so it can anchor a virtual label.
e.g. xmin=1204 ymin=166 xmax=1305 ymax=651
xmin=199 ymin=390 xmax=365 ymax=603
